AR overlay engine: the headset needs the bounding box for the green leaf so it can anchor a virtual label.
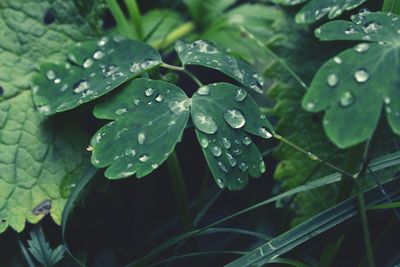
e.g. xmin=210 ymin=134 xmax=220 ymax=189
xmin=91 ymin=78 xmax=190 ymax=179
xmin=32 ymin=36 xmax=162 ymax=115
xmin=303 ymin=11 xmax=400 ymax=148
xmin=191 ymin=83 xmax=274 ymax=190
xmin=27 ymin=227 xmax=65 ymax=267
xmin=0 ymin=0 xmax=94 ymax=234
xmin=183 ymin=0 xmax=235 ymax=29
xmin=175 ymin=40 xmax=265 ymax=93
xmin=271 ymin=0 xmax=367 ymax=24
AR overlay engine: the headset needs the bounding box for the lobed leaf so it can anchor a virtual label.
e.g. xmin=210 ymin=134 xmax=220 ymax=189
xmin=32 ymin=36 xmax=162 ymax=115
xmin=303 ymin=11 xmax=400 ymax=148
xmin=91 ymin=79 xmax=190 ymax=179
xmin=191 ymin=83 xmax=274 ymax=190
xmin=271 ymin=0 xmax=367 ymax=24
xmin=175 ymin=40 xmax=265 ymax=93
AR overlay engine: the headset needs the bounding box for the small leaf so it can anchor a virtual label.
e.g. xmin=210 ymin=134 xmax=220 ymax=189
xmin=91 ymin=78 xmax=190 ymax=179
xmin=32 ymin=36 xmax=162 ymax=115
xmin=271 ymin=0 xmax=367 ymax=24
xmin=303 ymin=12 xmax=400 ymax=148
xmin=27 ymin=227 xmax=65 ymax=267
xmin=191 ymin=83 xmax=273 ymax=190
xmin=175 ymin=40 xmax=265 ymax=93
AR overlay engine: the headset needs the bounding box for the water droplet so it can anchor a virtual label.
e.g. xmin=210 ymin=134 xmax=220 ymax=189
xmin=354 ymin=43 xmax=370 ymax=53
xmin=130 ymin=62 xmax=140 ymax=73
xmin=97 ymin=37 xmax=108 ymax=47
xmin=139 ymin=154 xmax=150 ymax=162
xmin=345 ymin=27 xmax=357 ymax=35
xmin=83 ymin=58 xmax=93 ymax=68
xmin=259 ymin=161 xmax=266 ymax=173
xmin=258 ymin=127 xmax=272 ymax=138
xmin=307 ymin=152 xmax=319 ymax=161
xmin=237 ymin=177 xmax=244 ymax=184
xmin=141 ymin=59 xmax=158 ymax=69
xmin=363 ymin=22 xmax=382 ymax=34
xmin=113 ymin=108 xmax=127 ymax=115
xmin=340 ymin=91 xmax=355 ymax=107
xmin=155 ymin=94 xmax=163 ymax=102
xmin=354 ymin=69 xmax=369 ymax=83
xmin=226 ymin=153 xmax=237 ymax=167
xmin=216 ymin=178 xmax=225 ymax=188
xmin=211 ymin=146 xmax=222 ymax=157
xmin=86 ymin=146 xmax=93 ymax=151
xmin=191 ymin=40 xmax=218 ymax=53
xmin=234 ymin=89 xmax=247 ymax=102
xmin=73 ymin=79 xmax=90 ymax=93
xmin=145 ymin=88 xmax=154 ymax=96
xmin=217 ymin=162 xmax=228 ymax=173
xmin=333 ymin=57 xmax=343 ymax=64
xmin=239 ymin=162 xmax=249 ymax=172
xmin=93 ymin=50 xmax=105 ymax=60
xmin=224 ymin=109 xmax=246 ymax=129
xmin=327 ymin=74 xmax=339 ymax=87
xmin=197 ymin=86 xmax=210 ymax=95
xmin=384 ymin=96 xmax=391 ymax=104
xmin=138 ymin=131 xmax=146 ymax=144
xmin=102 ymin=64 xmax=119 ymax=78
xmin=193 ymin=112 xmax=218 ymax=134
xmin=221 ymin=138 xmax=231 ymax=149
xmin=305 ymin=102 xmax=316 ymax=111
xmin=54 ymin=78 xmax=61 ymax=84
xmin=242 ymin=136 xmax=252 ymax=146
xmin=124 ymin=148 xmax=136 ymax=156
xmin=151 ymin=163 xmax=159 ymax=169
xmin=199 ymin=137 xmax=209 ymax=148
xmin=46 ymin=70 xmax=55 ymax=80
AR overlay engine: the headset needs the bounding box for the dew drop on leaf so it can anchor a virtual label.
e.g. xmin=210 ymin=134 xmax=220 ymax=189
xmin=221 ymin=138 xmax=231 ymax=149
xmin=139 ymin=154 xmax=150 ymax=162
xmin=354 ymin=43 xmax=370 ymax=53
xmin=115 ymin=108 xmax=127 ymax=115
xmin=327 ymin=74 xmax=339 ymax=87
xmin=199 ymin=137 xmax=209 ymax=148
xmin=93 ymin=50 xmax=105 ymax=60
xmin=234 ymin=88 xmax=247 ymax=102
xmin=73 ymin=79 xmax=90 ymax=93
xmin=138 ymin=131 xmax=146 ymax=144
xmin=242 ymin=136 xmax=252 ymax=146
xmin=258 ymin=127 xmax=272 ymax=139
xmin=216 ymin=178 xmax=225 ymax=188
xmin=155 ymin=94 xmax=163 ymax=102
xmin=124 ymin=148 xmax=136 ymax=157
xmin=54 ymin=78 xmax=61 ymax=84
xmin=363 ymin=22 xmax=382 ymax=34
xmin=211 ymin=145 xmax=222 ymax=157
xmin=145 ymin=88 xmax=154 ymax=96
xmin=354 ymin=69 xmax=369 ymax=83
xmin=226 ymin=153 xmax=237 ymax=167
xmin=237 ymin=177 xmax=244 ymax=184
xmin=97 ymin=37 xmax=108 ymax=47
xmin=333 ymin=57 xmax=343 ymax=64
xmin=83 ymin=58 xmax=93 ymax=68
xmin=259 ymin=161 xmax=266 ymax=173
xmin=192 ymin=112 xmax=218 ymax=134
xmin=384 ymin=96 xmax=391 ymax=104
xmin=339 ymin=91 xmax=355 ymax=107
xmin=197 ymin=85 xmax=210 ymax=95
xmin=46 ymin=70 xmax=55 ymax=80
xmin=102 ymin=65 xmax=119 ymax=78
xmin=239 ymin=162 xmax=249 ymax=172
xmin=151 ymin=163 xmax=159 ymax=169
xmin=217 ymin=161 xmax=228 ymax=173
xmin=223 ymin=109 xmax=246 ymax=129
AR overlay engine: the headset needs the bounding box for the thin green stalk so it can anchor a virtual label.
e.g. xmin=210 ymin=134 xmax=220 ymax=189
xmin=382 ymin=0 xmax=400 ymax=14
xmin=160 ymin=63 xmax=203 ymax=87
xmin=106 ymin=0 xmax=135 ymax=38
xmin=124 ymin=0 xmax=144 ymax=39
xmin=151 ymin=22 xmax=195 ymax=50
xmin=167 ymin=150 xmax=195 ymax=231
xmin=18 ymin=238 xmax=37 ymax=267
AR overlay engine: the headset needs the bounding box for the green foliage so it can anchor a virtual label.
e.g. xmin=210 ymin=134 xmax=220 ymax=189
xmin=91 ymin=79 xmax=190 ymax=179
xmin=0 ymin=0 xmax=94 ymax=233
xmin=191 ymin=83 xmax=273 ymax=190
xmin=303 ymin=11 xmax=400 ymax=148
xmin=32 ymin=36 xmax=162 ymax=115
xmin=27 ymin=227 xmax=65 ymax=267
xmin=175 ymin=40 xmax=265 ymax=93
xmin=271 ymin=0 xmax=367 ymax=24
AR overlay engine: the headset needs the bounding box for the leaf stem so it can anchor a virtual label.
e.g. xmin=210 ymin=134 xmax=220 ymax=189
xmin=106 ymin=0 xmax=135 ymax=38
xmin=382 ymin=0 xmax=400 ymax=14
xmin=124 ymin=0 xmax=144 ymax=39
xmin=273 ymin=133 xmax=354 ymax=178
xmin=151 ymin=22 xmax=195 ymax=50
xmin=167 ymin=150 xmax=195 ymax=231
xmin=160 ymin=63 xmax=203 ymax=87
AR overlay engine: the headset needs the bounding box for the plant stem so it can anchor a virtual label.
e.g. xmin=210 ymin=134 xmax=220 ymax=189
xmin=151 ymin=22 xmax=195 ymax=50
xmin=124 ymin=0 xmax=144 ymax=39
xmin=106 ymin=0 xmax=135 ymax=38
xmin=382 ymin=0 xmax=400 ymax=14
xmin=167 ymin=150 xmax=195 ymax=231
xmin=273 ymin=133 xmax=354 ymax=179
xmin=160 ymin=63 xmax=203 ymax=87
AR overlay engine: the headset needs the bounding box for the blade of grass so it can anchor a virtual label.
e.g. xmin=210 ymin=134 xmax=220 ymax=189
xmin=124 ymin=0 xmax=144 ymax=39
xmin=106 ymin=0 xmax=135 ymax=38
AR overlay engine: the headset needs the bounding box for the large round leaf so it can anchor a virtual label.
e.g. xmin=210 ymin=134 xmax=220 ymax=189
xmin=32 ymin=36 xmax=162 ymax=115
xmin=91 ymin=78 xmax=190 ymax=179
xmin=303 ymin=12 xmax=400 ymax=148
xmin=191 ymin=83 xmax=274 ymax=190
